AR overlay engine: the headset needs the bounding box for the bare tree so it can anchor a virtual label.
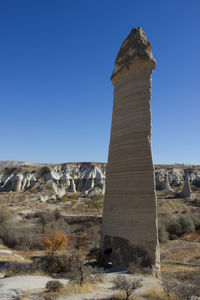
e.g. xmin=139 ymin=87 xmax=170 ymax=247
xmin=69 ymin=249 xmax=93 ymax=286
xmin=112 ymin=275 xmax=143 ymax=300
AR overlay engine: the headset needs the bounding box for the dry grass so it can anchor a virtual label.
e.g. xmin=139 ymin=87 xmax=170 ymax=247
xmin=161 ymin=264 xmax=200 ymax=288
xmin=128 ymin=263 xmax=153 ymax=276
xmin=157 ymin=194 xmax=192 ymax=215
xmin=42 ymin=281 xmax=95 ymax=299
xmin=62 ymin=281 xmax=94 ymax=294
xmin=182 ymin=229 xmax=200 ymax=243
xmin=143 ymin=288 xmax=180 ymax=300
xmin=160 ymin=239 xmax=200 ymax=265
xmin=105 ymin=294 xmax=140 ymax=300
xmin=13 ymin=291 xmax=30 ymax=300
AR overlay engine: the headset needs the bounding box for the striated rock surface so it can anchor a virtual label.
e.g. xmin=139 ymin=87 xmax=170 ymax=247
xmin=101 ymin=27 xmax=160 ymax=276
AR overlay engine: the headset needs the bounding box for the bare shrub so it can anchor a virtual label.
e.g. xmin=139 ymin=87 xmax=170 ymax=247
xmin=40 ymin=254 xmax=71 ymax=274
xmin=142 ymin=288 xmax=168 ymax=300
xmin=158 ymin=224 xmax=169 ymax=243
xmin=46 ymin=280 xmax=63 ymax=292
xmin=69 ymin=249 xmax=93 ymax=286
xmin=161 ymin=278 xmax=177 ymax=299
xmin=167 ymin=221 xmax=182 ymax=238
xmin=1 ymin=225 xmax=44 ymax=250
xmin=36 ymin=211 xmax=56 ymax=232
xmin=112 ymin=275 xmax=143 ymax=300
xmin=90 ymin=266 xmax=105 ymax=282
xmin=3 ymin=261 xmax=41 ymax=276
xmin=174 ymin=282 xmax=197 ymax=300
xmin=179 ymin=216 xmax=195 ymax=235
xmin=191 ymin=215 xmax=200 ymax=230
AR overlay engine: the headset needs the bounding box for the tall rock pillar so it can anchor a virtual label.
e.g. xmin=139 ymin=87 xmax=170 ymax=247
xmin=101 ymin=28 xmax=160 ymax=276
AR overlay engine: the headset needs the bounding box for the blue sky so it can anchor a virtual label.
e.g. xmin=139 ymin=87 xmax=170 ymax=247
xmin=0 ymin=0 xmax=199 ymax=164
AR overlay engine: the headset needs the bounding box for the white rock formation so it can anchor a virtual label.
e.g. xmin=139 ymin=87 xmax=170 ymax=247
xmin=161 ymin=173 xmax=174 ymax=194
xmin=0 ymin=163 xmax=106 ymax=196
xmin=179 ymin=172 xmax=195 ymax=199
xmin=0 ymin=162 xmax=199 ymax=196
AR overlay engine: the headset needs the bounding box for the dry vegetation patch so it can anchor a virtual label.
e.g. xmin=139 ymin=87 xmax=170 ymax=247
xmin=41 ymin=281 xmax=95 ymax=300
xmin=143 ymin=288 xmax=180 ymax=300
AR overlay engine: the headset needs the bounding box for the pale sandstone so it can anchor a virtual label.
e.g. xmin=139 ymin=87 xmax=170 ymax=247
xmin=101 ymin=28 xmax=160 ymax=276
xmin=179 ymin=171 xmax=194 ymax=199
xmin=161 ymin=173 xmax=174 ymax=194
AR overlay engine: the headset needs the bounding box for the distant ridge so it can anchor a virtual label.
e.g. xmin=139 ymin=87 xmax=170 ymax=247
xmin=0 ymin=160 xmax=106 ymax=168
xmin=0 ymin=160 xmax=44 ymax=167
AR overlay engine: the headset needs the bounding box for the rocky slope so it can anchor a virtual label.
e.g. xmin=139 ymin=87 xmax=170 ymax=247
xmin=0 ymin=162 xmax=106 ymax=197
xmin=0 ymin=162 xmax=200 ymax=197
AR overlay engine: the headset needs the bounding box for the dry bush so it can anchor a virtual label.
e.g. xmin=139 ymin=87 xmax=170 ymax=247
xmin=161 ymin=278 xmax=197 ymax=300
xmin=158 ymin=224 xmax=169 ymax=243
xmin=40 ymin=254 xmax=71 ymax=274
xmin=2 ymin=261 xmax=42 ymax=276
xmin=44 ymin=217 xmax=69 ymax=237
xmin=173 ymin=282 xmax=197 ymax=300
xmin=166 ymin=216 xmax=196 ymax=240
xmin=42 ymin=282 xmax=94 ymax=299
xmin=128 ymin=261 xmax=151 ymax=275
xmin=60 ymin=194 xmax=68 ymax=202
xmin=69 ymin=249 xmax=93 ymax=285
xmin=161 ymin=279 xmax=177 ymax=299
xmin=179 ymin=216 xmax=195 ymax=235
xmin=46 ymin=280 xmax=63 ymax=292
xmin=43 ymin=230 xmax=68 ymax=258
xmin=89 ymin=266 xmax=105 ymax=282
xmin=36 ymin=211 xmax=56 ymax=232
xmin=143 ymin=288 xmax=179 ymax=300
xmin=1 ymin=225 xmax=44 ymax=250
xmin=58 ymin=281 xmax=94 ymax=296
xmin=191 ymin=215 xmax=200 ymax=230
xmin=112 ymin=275 xmax=143 ymax=300
xmin=67 ymin=194 xmax=78 ymax=200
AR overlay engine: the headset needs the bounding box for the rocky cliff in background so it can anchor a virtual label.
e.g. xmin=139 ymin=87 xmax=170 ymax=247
xmin=0 ymin=162 xmax=200 ymax=197
xmin=0 ymin=163 xmax=106 ymax=197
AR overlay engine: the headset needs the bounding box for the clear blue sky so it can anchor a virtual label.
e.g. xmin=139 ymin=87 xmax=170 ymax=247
xmin=0 ymin=0 xmax=199 ymax=164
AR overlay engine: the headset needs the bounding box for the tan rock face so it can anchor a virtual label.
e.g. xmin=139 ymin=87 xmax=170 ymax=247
xmin=101 ymin=27 xmax=160 ymax=276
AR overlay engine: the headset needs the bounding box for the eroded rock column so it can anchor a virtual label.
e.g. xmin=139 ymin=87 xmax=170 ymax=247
xmin=101 ymin=27 xmax=160 ymax=276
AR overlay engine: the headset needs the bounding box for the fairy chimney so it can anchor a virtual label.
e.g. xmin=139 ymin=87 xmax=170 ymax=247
xmin=101 ymin=27 xmax=160 ymax=276
xmin=179 ymin=171 xmax=194 ymax=199
xmin=162 ymin=173 xmax=174 ymax=194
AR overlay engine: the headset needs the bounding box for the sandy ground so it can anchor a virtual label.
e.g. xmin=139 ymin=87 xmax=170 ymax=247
xmin=57 ymin=273 xmax=161 ymax=300
xmin=0 ymin=275 xmax=69 ymax=300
